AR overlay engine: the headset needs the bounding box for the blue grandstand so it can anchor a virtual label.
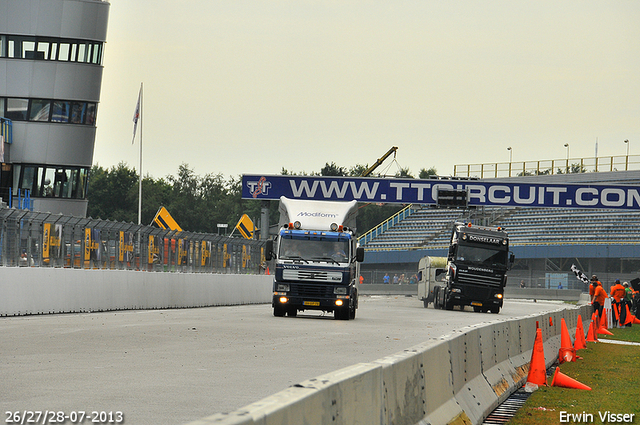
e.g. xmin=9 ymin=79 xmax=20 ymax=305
xmin=359 ymin=170 xmax=640 ymax=290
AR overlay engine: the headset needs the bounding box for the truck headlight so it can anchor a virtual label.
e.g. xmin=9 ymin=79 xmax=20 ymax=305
xmin=277 ymin=284 xmax=290 ymax=292
xmin=334 ymin=287 xmax=347 ymax=295
xmin=451 ymin=288 xmax=462 ymax=293
xmin=495 ymin=293 xmax=503 ymax=299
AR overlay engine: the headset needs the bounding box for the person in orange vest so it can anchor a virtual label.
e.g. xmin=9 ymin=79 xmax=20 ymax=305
xmin=610 ymin=279 xmax=627 ymax=326
xmin=591 ymin=279 xmax=607 ymax=317
xmin=589 ymin=275 xmax=601 ymax=298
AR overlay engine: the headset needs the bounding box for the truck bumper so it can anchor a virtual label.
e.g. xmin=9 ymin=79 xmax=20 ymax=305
xmin=273 ymin=294 xmax=350 ymax=312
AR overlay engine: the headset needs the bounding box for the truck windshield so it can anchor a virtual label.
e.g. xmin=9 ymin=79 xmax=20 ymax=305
xmin=456 ymin=244 xmax=508 ymax=268
xmin=279 ymin=237 xmax=350 ymax=263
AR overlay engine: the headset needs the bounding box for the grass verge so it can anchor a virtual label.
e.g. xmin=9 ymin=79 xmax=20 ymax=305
xmin=507 ymin=325 xmax=640 ymax=424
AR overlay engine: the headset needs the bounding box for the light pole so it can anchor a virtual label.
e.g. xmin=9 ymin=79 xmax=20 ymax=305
xmin=624 ymin=139 xmax=629 ymax=170
xmin=564 ymin=143 xmax=569 ymax=173
xmin=624 ymin=139 xmax=629 ymax=155
xmin=507 ymin=147 xmax=512 ymax=176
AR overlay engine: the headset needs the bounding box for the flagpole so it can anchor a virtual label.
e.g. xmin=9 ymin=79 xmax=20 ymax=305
xmin=138 ymin=82 xmax=143 ymax=225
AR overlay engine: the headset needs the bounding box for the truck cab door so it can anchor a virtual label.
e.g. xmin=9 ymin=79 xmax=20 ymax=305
xmin=265 ymin=239 xmax=274 ymax=261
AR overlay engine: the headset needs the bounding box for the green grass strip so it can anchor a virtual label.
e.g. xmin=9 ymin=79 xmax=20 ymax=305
xmin=507 ymin=325 xmax=640 ymax=424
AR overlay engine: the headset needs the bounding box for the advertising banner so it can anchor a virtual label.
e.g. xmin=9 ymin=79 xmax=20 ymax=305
xmin=242 ymin=174 xmax=640 ymax=210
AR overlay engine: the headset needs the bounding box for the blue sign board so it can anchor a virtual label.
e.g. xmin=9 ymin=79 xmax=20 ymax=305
xmin=242 ymin=174 xmax=640 ymax=210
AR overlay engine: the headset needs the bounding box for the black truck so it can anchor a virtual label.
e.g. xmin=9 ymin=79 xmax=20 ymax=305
xmin=432 ymin=222 xmax=514 ymax=313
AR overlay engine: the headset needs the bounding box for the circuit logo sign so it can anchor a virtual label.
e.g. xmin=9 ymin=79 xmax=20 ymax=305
xmin=246 ymin=176 xmax=271 ymax=198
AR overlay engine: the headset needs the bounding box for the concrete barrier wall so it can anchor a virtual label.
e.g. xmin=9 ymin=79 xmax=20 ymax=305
xmin=189 ymin=304 xmax=593 ymax=425
xmin=0 ymin=268 xmax=272 ymax=316
xmin=360 ymin=284 xmax=583 ymax=302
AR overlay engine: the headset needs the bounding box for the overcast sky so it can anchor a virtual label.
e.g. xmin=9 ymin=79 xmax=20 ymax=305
xmin=93 ymin=1 xmax=640 ymax=180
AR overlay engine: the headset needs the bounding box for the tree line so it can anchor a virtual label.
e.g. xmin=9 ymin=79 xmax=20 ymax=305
xmin=87 ymin=162 xmax=438 ymax=236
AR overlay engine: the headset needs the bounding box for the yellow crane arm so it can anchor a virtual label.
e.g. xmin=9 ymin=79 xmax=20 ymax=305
xmin=360 ymin=146 xmax=398 ymax=177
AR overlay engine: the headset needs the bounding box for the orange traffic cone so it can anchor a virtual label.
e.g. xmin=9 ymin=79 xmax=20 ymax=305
xmin=550 ymin=367 xmax=591 ymax=390
xmin=586 ymin=321 xmax=597 ymax=342
xmin=549 ymin=317 xmax=554 ymax=326
xmin=266 ymin=267 xmax=270 ymax=275
xmin=624 ymin=305 xmax=634 ymax=326
xmin=526 ymin=328 xmax=547 ymax=386
xmin=574 ymin=315 xmax=587 ymax=350
xmin=597 ymin=320 xmax=614 ymax=335
xmin=558 ymin=318 xmax=576 ymax=363
xmin=613 ymin=304 xmax=620 ymax=325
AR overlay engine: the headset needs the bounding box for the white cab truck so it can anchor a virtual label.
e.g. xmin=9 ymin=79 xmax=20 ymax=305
xmin=265 ymin=197 xmax=365 ymax=320
xmin=420 ymin=222 xmax=514 ymax=313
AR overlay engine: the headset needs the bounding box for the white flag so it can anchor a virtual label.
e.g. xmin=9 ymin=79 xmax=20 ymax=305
xmin=132 ymin=84 xmax=141 ymax=144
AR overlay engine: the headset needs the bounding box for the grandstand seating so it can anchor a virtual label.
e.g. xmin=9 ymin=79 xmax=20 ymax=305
xmin=360 ymin=205 xmax=640 ymax=250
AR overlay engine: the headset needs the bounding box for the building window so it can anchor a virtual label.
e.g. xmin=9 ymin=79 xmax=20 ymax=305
xmin=19 ymin=165 xmax=40 ymax=195
xmin=1 ymin=97 xmax=97 ymax=126
xmin=13 ymin=164 xmax=89 ymax=199
xmin=6 ymin=98 xmax=28 ymax=121
xmin=0 ymin=35 xmax=104 ymax=65
xmin=30 ymin=99 xmax=51 ymax=122
xmin=70 ymin=102 xmax=86 ymax=124
xmin=37 ymin=40 xmax=50 ymax=60
xmin=58 ymin=42 xmax=70 ymax=61
xmin=86 ymin=103 xmax=96 ymax=125
xmin=51 ymin=101 xmax=71 ymax=123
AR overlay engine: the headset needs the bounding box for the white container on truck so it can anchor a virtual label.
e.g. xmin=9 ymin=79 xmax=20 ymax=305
xmin=265 ymin=196 xmax=365 ymax=320
xmin=417 ymin=256 xmax=448 ymax=308
xmin=424 ymin=222 xmax=514 ymax=313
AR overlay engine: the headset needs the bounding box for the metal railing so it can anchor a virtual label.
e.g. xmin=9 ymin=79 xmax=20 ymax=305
xmin=0 ymin=208 xmax=267 ymax=274
xmin=358 ymin=204 xmax=415 ymax=246
xmin=454 ymin=155 xmax=640 ymax=178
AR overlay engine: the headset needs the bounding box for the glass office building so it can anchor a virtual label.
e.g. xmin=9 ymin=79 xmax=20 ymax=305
xmin=0 ymin=0 xmax=110 ymax=216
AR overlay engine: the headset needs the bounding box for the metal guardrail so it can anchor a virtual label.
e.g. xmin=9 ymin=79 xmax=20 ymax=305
xmin=0 ymin=208 xmax=267 ymax=274
xmin=454 ymin=154 xmax=640 ymax=178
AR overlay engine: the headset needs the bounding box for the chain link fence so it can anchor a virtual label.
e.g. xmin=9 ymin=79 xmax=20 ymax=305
xmin=0 ymin=209 xmax=267 ymax=274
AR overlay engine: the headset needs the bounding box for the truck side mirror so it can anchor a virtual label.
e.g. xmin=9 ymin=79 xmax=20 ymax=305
xmin=448 ymin=245 xmax=455 ymax=261
xmin=509 ymin=252 xmax=515 ymax=264
xmin=356 ymin=247 xmax=365 ymax=263
xmin=265 ymin=239 xmax=274 ymax=261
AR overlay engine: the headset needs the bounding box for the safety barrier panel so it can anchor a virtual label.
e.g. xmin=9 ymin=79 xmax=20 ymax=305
xmin=187 ymin=304 xmax=592 ymax=425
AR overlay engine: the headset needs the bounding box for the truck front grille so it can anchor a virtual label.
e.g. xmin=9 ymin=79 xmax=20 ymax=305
xmin=283 ymin=269 xmax=342 ymax=283
xmin=457 ymin=272 xmax=502 ymax=287
xmin=290 ymin=283 xmax=334 ymax=297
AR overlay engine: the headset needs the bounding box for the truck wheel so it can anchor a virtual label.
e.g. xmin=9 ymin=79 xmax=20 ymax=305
xmin=490 ymin=307 xmax=500 ymax=314
xmin=433 ymin=287 xmax=441 ymax=309
xmin=444 ymin=293 xmax=454 ymax=310
xmin=423 ymin=299 xmax=429 ymax=308
xmin=273 ymin=305 xmax=285 ymax=317
xmin=349 ymin=304 xmax=356 ymax=320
